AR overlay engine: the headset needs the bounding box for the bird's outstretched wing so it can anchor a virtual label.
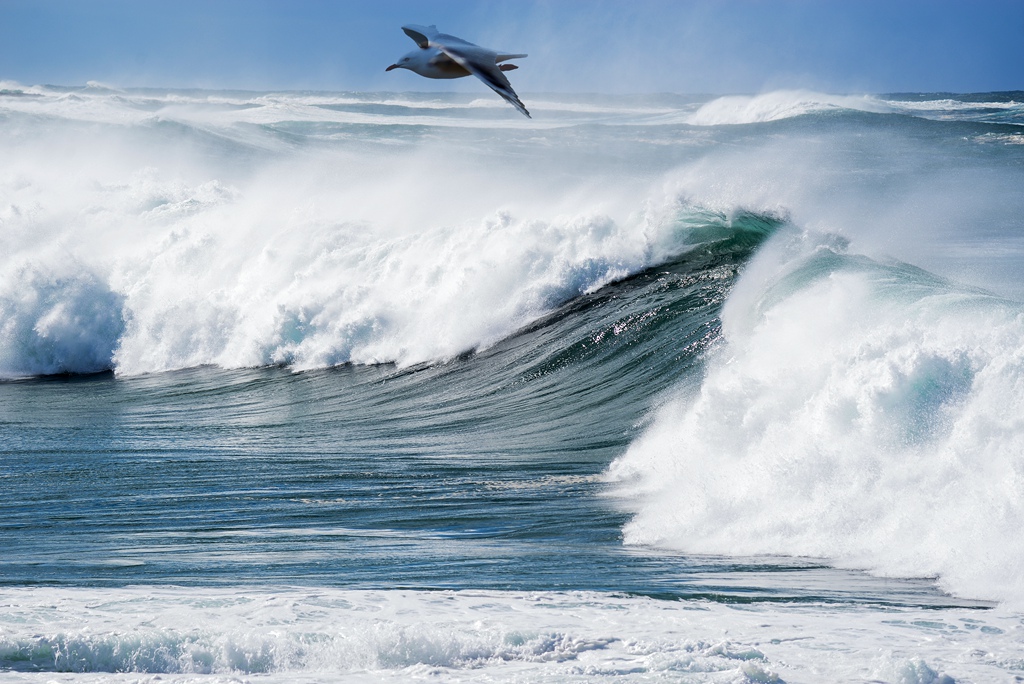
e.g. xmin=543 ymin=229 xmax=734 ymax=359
xmin=435 ymin=43 xmax=531 ymax=118
xmin=400 ymin=25 xmax=530 ymax=118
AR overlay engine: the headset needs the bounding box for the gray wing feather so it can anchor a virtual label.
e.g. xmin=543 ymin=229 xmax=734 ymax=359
xmin=403 ymin=24 xmax=477 ymax=49
xmin=401 ymin=24 xmax=437 ymax=48
xmin=435 ymin=44 xmax=531 ymax=118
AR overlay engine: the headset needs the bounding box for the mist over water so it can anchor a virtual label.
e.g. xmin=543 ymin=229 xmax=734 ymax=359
xmin=2 ymin=84 xmax=1024 ymax=681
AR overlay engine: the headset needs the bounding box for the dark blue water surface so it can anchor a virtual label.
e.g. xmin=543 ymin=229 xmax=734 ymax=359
xmin=4 ymin=89 xmax=1022 ymax=615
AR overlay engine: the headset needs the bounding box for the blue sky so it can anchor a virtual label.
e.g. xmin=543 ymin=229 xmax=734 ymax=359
xmin=1 ymin=0 xmax=1021 ymax=93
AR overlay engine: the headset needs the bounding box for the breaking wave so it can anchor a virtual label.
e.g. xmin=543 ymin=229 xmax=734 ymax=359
xmin=3 ymin=84 xmax=1024 ymax=613
xmin=609 ymin=230 xmax=1024 ymax=604
xmin=0 ymin=161 xmax=766 ymax=378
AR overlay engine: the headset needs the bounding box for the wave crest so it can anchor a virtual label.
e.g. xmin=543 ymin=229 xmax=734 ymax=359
xmin=686 ymin=91 xmax=889 ymax=125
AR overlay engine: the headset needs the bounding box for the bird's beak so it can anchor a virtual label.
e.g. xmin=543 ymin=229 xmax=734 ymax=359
xmin=385 ymin=64 xmax=399 ymax=72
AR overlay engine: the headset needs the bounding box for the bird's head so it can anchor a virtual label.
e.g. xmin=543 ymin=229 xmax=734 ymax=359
xmin=386 ymin=51 xmax=422 ymax=72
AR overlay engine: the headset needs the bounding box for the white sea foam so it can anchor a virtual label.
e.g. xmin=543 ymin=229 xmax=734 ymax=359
xmin=1 ymin=586 xmax=1020 ymax=683
xmin=609 ymin=229 xmax=1024 ymax=605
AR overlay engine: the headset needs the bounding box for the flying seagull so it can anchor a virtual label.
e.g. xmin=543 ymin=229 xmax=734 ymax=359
xmin=386 ymin=24 xmax=531 ymax=118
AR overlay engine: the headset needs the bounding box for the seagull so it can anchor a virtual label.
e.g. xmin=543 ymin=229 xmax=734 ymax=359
xmin=386 ymin=24 xmax=531 ymax=118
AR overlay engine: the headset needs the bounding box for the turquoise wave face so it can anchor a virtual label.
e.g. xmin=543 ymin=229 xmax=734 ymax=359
xmin=0 ymin=223 xmax=791 ymax=598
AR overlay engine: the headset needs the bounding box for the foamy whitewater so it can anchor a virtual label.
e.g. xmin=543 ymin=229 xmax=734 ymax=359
xmin=2 ymin=84 xmax=1024 ymax=682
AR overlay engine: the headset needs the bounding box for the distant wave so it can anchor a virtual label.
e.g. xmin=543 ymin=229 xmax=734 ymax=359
xmin=887 ymin=98 xmax=1023 ymax=112
xmin=5 ymin=83 xmax=1022 ymax=132
xmin=685 ymin=91 xmax=891 ymax=125
xmin=682 ymin=90 xmax=1024 ymax=126
xmin=0 ymin=83 xmax=678 ymax=129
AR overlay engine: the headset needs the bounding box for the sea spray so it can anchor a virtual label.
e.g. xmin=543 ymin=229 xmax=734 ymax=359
xmin=0 ymin=148 xmax=762 ymax=377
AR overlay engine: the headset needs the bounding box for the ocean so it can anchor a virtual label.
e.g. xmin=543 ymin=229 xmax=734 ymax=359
xmin=1 ymin=83 xmax=1023 ymax=682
